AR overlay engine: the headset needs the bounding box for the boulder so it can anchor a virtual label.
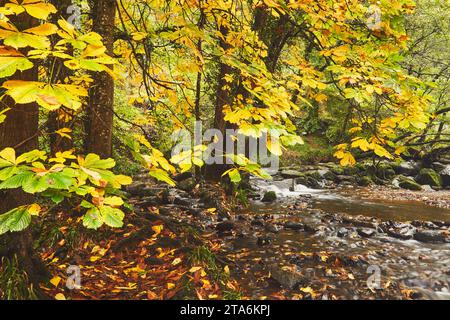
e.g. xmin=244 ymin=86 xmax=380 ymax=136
xmin=376 ymin=163 xmax=396 ymax=180
xmin=357 ymin=176 xmax=372 ymax=186
xmin=415 ymin=168 xmax=442 ymax=188
xmin=177 ymin=177 xmax=197 ymax=192
xmin=414 ymin=230 xmax=447 ymax=243
xmin=295 ymin=175 xmax=321 ymax=189
xmin=398 ymin=176 xmax=422 ymax=191
xmin=261 ymin=191 xmax=277 ymax=202
xmin=393 ymin=161 xmax=421 ymax=176
xmin=357 ymin=228 xmax=376 ymax=238
xmin=280 ymin=170 xmax=304 ymax=179
xmin=439 ymin=165 xmax=450 ymax=187
xmin=432 ymin=162 xmax=446 ymax=172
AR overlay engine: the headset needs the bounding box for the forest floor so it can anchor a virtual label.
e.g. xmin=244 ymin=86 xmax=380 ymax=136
xmin=38 ymin=177 xmax=450 ymax=300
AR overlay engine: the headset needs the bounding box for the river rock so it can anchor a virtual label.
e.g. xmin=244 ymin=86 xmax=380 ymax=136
xmin=432 ymin=162 xmax=447 ymax=172
xmin=384 ymin=224 xmax=416 ymax=240
xmin=398 ymin=176 xmax=422 ymax=191
xmin=393 ymin=161 xmax=421 ymax=176
xmin=268 ymin=264 xmax=306 ymax=289
xmin=357 ymin=228 xmax=376 ymax=238
xmin=415 ymin=168 xmax=442 ymax=188
xmin=281 ymin=170 xmax=304 ymax=178
xmin=261 ymin=191 xmax=277 ymax=202
xmin=337 ymin=227 xmax=350 ymax=238
xmin=357 ymin=176 xmax=373 ymax=186
xmin=264 ymin=223 xmax=280 ymax=233
xmin=414 ymin=230 xmax=447 ymax=243
xmin=376 ymin=163 xmax=396 ymax=180
xmin=284 ymin=222 xmax=304 ymax=230
xmin=440 ymin=165 xmax=450 ymax=187
xmin=257 ymin=236 xmax=273 ymax=246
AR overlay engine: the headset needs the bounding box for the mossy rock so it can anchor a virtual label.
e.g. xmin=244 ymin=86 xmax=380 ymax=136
xmin=415 ymin=168 xmax=442 ymax=187
xmin=261 ymin=191 xmax=277 ymax=202
xmin=343 ymin=166 xmax=360 ymax=176
xmin=376 ymin=163 xmax=396 ymax=180
xmin=356 ymin=176 xmax=373 ymax=186
xmin=323 ymin=170 xmax=338 ymax=182
xmin=399 ymin=176 xmax=422 ymax=191
xmin=331 ymin=166 xmax=345 ymax=175
xmin=307 ymin=171 xmax=323 ymax=181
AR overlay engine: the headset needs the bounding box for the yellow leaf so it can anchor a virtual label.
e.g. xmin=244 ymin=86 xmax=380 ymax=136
xmin=189 ymin=266 xmax=202 ymax=273
xmin=172 ymin=258 xmax=182 ymax=266
xmin=55 ymin=293 xmax=66 ymax=300
xmin=151 ymin=225 xmax=163 ymax=236
xmin=0 ymin=147 xmax=16 ymax=163
xmin=50 ymin=276 xmax=62 ymax=287
xmin=104 ymin=196 xmax=124 ymax=207
xmin=55 ymin=128 xmax=72 ymax=139
xmin=28 ymin=203 xmax=41 ymax=216
xmin=167 ymin=283 xmax=175 ymax=290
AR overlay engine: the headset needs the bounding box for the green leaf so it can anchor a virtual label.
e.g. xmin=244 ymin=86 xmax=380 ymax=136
xmin=0 ymin=56 xmax=33 ymax=78
xmin=148 ymin=168 xmax=176 ymax=186
xmin=22 ymin=175 xmax=49 ymax=194
xmin=82 ymin=208 xmax=104 ymax=230
xmin=0 ymin=166 xmax=18 ymax=181
xmin=0 ymin=171 xmax=33 ymax=189
xmin=101 ymin=206 xmax=124 ymax=228
xmin=0 ymin=206 xmax=32 ymax=235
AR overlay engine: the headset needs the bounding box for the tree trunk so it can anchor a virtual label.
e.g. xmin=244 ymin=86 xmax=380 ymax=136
xmin=85 ymin=0 xmax=116 ymax=158
xmin=204 ymin=26 xmax=234 ymax=180
xmin=0 ymin=3 xmax=49 ymax=297
xmin=48 ymin=0 xmax=74 ymax=155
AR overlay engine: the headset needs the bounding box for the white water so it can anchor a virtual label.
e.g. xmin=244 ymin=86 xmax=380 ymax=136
xmin=252 ymin=177 xmax=341 ymax=200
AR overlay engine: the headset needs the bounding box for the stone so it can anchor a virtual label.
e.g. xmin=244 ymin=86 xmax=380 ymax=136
xmin=284 ymin=222 xmax=304 ymax=230
xmin=398 ymin=176 xmax=422 ymax=191
xmin=432 ymin=162 xmax=446 ymax=172
xmin=414 ymin=230 xmax=447 ymax=243
xmin=393 ymin=161 xmax=421 ymax=176
xmin=376 ymin=163 xmax=396 ymax=180
xmin=280 ymin=170 xmax=304 ymax=178
xmin=337 ymin=227 xmax=349 ymax=238
xmin=357 ymin=176 xmax=372 ymax=186
xmin=440 ymin=165 xmax=450 ymax=187
xmin=177 ymin=177 xmax=197 ymax=192
xmin=268 ymin=264 xmax=306 ymax=289
xmin=257 ymin=236 xmax=273 ymax=246
xmin=415 ymin=168 xmax=442 ymax=188
xmin=264 ymin=223 xmax=280 ymax=233
xmin=216 ymin=221 xmax=235 ymax=233
xmin=385 ymin=225 xmax=416 ymax=240
xmin=357 ymin=228 xmax=376 ymax=238
xmin=421 ymin=185 xmax=435 ymax=192
xmin=323 ymin=170 xmax=338 ymax=182
xmin=261 ymin=191 xmax=277 ymax=202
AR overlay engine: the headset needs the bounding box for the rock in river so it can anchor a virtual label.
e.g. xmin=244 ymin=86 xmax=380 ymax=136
xmin=413 ymin=230 xmax=447 ymax=243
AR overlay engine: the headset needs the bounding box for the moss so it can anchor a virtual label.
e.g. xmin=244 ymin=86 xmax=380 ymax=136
xmin=399 ymin=176 xmax=422 ymax=191
xmin=261 ymin=191 xmax=277 ymax=202
xmin=357 ymin=176 xmax=373 ymax=186
xmin=415 ymin=168 xmax=442 ymax=187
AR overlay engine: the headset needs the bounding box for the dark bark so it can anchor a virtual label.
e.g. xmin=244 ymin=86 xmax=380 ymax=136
xmin=48 ymin=0 xmax=75 ymax=155
xmin=204 ymin=25 xmax=235 ymax=180
xmin=85 ymin=0 xmax=116 ymax=158
xmin=0 ymin=3 xmax=49 ymax=297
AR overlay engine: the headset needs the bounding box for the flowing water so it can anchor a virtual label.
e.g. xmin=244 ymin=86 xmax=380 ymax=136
xmin=229 ymin=178 xmax=450 ymax=299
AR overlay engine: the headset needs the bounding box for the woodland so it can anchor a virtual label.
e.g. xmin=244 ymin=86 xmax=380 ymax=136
xmin=0 ymin=0 xmax=449 ymax=301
